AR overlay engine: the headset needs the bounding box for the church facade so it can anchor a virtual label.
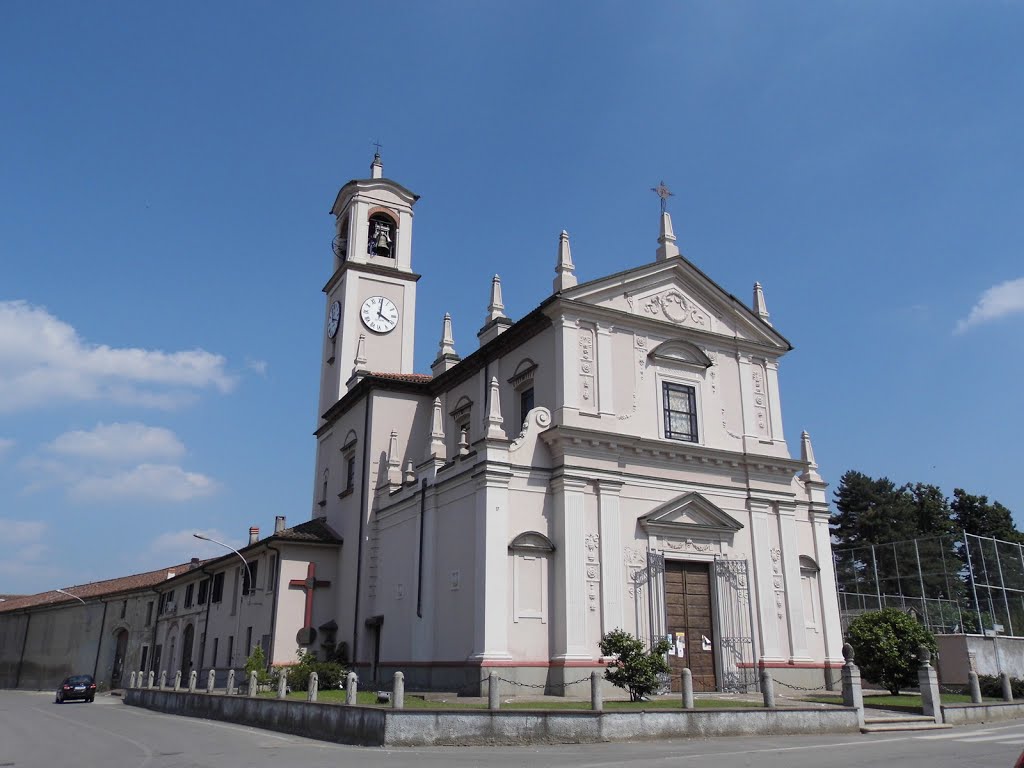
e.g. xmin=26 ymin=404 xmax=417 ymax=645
xmin=306 ymin=154 xmax=843 ymax=693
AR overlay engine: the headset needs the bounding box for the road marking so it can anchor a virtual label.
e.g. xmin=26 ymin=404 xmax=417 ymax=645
xmin=915 ymin=729 xmax=996 ymax=740
xmin=31 ymin=704 xmax=154 ymax=768
xmin=959 ymin=734 xmax=1024 ymax=743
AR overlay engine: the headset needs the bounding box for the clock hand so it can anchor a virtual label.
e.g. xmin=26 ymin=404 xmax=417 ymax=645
xmin=377 ymin=300 xmax=385 ymax=320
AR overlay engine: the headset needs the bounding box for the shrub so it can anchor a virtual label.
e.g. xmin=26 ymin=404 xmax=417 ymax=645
xmin=846 ymin=608 xmax=937 ymax=695
xmin=244 ymin=646 xmax=270 ymax=686
xmin=977 ymin=674 xmax=1024 ymax=699
xmin=279 ymin=649 xmax=347 ymax=692
xmin=598 ymin=629 xmax=671 ymax=702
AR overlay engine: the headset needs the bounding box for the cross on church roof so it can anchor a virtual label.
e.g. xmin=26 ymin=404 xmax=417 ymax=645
xmin=372 ymin=139 xmax=384 ymax=157
xmin=651 ymin=180 xmax=674 ymax=213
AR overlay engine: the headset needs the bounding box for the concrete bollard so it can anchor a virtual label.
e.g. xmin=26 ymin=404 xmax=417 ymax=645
xmin=307 ymin=671 xmax=318 ymax=702
xmin=207 ymin=669 xmax=216 ymax=694
xmin=968 ymin=671 xmax=982 ymax=704
xmin=487 ymin=671 xmax=499 ymax=711
xmin=277 ymin=669 xmax=288 ymax=699
xmin=760 ymin=668 xmax=776 ymax=709
xmin=159 ymin=670 xmax=167 ymax=690
xmin=173 ymin=670 xmax=182 ymax=691
xmin=917 ymin=646 xmax=942 ymax=724
xmin=840 ymin=643 xmax=864 ymax=727
xmin=1001 ymin=672 xmax=1013 ymax=702
xmin=393 ymin=671 xmax=405 ymax=710
xmin=188 ymin=670 xmax=197 ymax=693
xmin=138 ymin=670 xmax=144 ymax=688
xmin=227 ymin=669 xmax=236 ymax=695
xmin=247 ymin=671 xmax=258 ymax=697
xmin=591 ymin=670 xmax=603 ymax=712
xmin=147 ymin=671 xmax=155 ymax=689
xmin=128 ymin=671 xmax=137 ymax=689
xmin=346 ymin=671 xmax=358 ymax=706
xmin=681 ymin=668 xmax=695 ymax=709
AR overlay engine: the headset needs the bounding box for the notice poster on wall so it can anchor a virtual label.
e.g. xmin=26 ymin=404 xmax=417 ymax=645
xmin=666 ymin=634 xmax=675 ymax=655
xmin=674 ymin=632 xmax=686 ymax=657
xmin=702 ymin=634 xmax=712 ymax=651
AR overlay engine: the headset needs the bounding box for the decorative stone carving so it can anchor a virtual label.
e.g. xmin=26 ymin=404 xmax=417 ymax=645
xmin=770 ymin=547 xmax=785 ymax=619
xmin=617 ymin=334 xmax=646 ymax=421
xmin=664 ymin=537 xmax=714 ymax=553
xmin=585 ymin=533 xmax=600 ymax=611
xmin=639 ymin=290 xmax=709 ymax=327
xmin=752 ymin=362 xmax=770 ymax=438
xmin=578 ymin=326 xmax=597 ymax=413
xmin=509 ymin=407 xmax=552 ymax=452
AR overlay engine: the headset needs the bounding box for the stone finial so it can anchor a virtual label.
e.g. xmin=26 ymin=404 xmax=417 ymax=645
xmin=918 ymin=645 xmax=932 ymax=667
xmin=656 ymin=211 xmax=680 ymax=261
xmin=427 ymin=397 xmax=447 ymax=461
xmin=403 ymin=458 xmax=416 ymax=484
xmin=353 ymin=333 xmax=368 ymax=375
xmin=457 ymin=428 xmax=470 ymax=457
xmin=799 ymin=430 xmax=824 ymax=485
xmin=431 ymin=313 xmax=460 ymax=375
xmin=553 ymin=230 xmax=577 ymax=292
xmin=370 ymin=151 xmax=383 ymax=179
xmin=484 ymin=376 xmax=507 ymax=440
xmin=753 ymin=282 xmax=772 ymax=325
xmin=842 ymin=642 xmax=855 ymax=665
xmin=486 ymin=275 xmax=506 ymax=322
xmin=387 ymin=430 xmax=402 ymax=486
xmin=478 ymin=275 xmax=513 ymax=345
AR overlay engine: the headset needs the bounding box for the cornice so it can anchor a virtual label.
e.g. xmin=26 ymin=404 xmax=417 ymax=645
xmin=322 ymin=260 xmax=422 ymax=295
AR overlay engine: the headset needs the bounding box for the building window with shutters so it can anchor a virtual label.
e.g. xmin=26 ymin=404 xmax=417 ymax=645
xmin=662 ymin=382 xmax=698 ymax=442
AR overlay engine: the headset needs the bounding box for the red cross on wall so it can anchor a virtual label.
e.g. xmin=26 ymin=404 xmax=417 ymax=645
xmin=289 ymin=562 xmax=331 ymax=644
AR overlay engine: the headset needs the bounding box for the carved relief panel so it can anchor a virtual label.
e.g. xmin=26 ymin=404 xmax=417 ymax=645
xmin=751 ymin=360 xmax=771 ymax=439
xmin=637 ymin=289 xmax=712 ymax=329
xmin=578 ymin=325 xmax=597 ymax=414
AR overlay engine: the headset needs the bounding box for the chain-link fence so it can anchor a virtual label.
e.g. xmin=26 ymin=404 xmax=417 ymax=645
xmin=834 ymin=532 xmax=1024 ymax=638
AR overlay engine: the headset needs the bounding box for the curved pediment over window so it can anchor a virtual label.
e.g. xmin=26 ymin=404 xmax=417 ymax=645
xmin=648 ymin=339 xmax=713 ymax=370
xmin=638 ymin=492 xmax=743 ymax=538
xmin=508 ymin=531 xmax=556 ymax=553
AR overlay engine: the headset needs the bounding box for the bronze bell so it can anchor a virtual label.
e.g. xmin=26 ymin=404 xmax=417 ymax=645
xmin=373 ymin=228 xmax=391 ymax=257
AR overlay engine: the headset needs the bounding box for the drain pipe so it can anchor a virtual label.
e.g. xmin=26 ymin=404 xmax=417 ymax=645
xmin=351 ymin=397 xmax=371 ymax=671
xmin=13 ymin=611 xmax=32 ymax=688
xmin=91 ymin=599 xmax=109 ymax=680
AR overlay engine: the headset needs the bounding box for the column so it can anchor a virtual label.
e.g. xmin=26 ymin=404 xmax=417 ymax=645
xmin=811 ymin=506 xmax=845 ymax=663
xmin=777 ymin=502 xmax=810 ymax=660
xmin=470 ymin=468 xmax=513 ymax=660
xmin=597 ymin=480 xmax=624 ymax=633
xmin=596 ymin=323 xmax=615 ymax=417
xmin=552 ymin=473 xmax=590 ymax=660
xmin=749 ymin=498 xmax=782 ymax=660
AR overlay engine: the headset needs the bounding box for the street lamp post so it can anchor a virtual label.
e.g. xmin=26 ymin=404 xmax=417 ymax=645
xmin=193 ymin=533 xmax=251 ymax=670
xmin=55 ymin=588 xmax=87 ymax=605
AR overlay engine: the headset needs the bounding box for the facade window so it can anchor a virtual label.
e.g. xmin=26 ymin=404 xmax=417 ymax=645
xmin=346 ymin=456 xmax=356 ymax=491
xmin=243 ymin=560 xmax=259 ymax=595
xmin=157 ymin=593 xmax=166 ymax=614
xmin=226 ymin=636 xmax=234 ymax=668
xmin=663 ymin=382 xmax=698 ymax=442
xmin=198 ymin=578 xmax=209 ymax=605
xmin=231 ymin=570 xmax=240 ymax=614
xmin=367 ymin=212 xmax=395 ymax=258
xmin=319 ymin=468 xmax=328 ymax=507
xmin=212 ymin=637 xmax=219 ymax=667
xmin=519 ymin=387 xmax=535 ymax=427
xmin=184 ymin=583 xmax=194 ymax=608
xmin=145 ymin=601 xmax=153 ymax=627
xmin=211 ymin=572 xmax=225 ymax=603
xmin=153 ymin=645 xmax=162 ymax=675
xmin=120 ymin=600 xmax=127 ymax=619
xmin=245 ymin=626 xmax=253 ymax=658
xmin=140 ymin=646 xmax=149 ymax=672
xmin=267 ymin=556 xmax=277 ymax=593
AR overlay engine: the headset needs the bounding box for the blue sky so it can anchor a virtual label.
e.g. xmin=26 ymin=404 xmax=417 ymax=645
xmin=2 ymin=2 xmax=1022 ymax=595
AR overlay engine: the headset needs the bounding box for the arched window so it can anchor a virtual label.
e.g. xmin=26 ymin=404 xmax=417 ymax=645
xmin=367 ymin=212 xmax=396 ymax=259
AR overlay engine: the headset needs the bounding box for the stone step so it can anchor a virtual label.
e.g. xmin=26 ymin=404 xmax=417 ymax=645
xmin=864 ymin=715 xmax=938 ymax=724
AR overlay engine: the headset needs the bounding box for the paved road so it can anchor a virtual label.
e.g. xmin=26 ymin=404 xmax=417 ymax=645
xmin=2 ymin=689 xmax=1023 ymax=768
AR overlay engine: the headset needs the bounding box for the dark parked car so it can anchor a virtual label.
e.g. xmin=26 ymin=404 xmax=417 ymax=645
xmin=56 ymin=674 xmax=96 ymax=703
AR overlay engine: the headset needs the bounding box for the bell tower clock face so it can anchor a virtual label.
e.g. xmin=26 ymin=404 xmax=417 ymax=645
xmin=326 ymin=300 xmax=341 ymax=339
xmin=360 ymin=296 xmax=399 ymax=334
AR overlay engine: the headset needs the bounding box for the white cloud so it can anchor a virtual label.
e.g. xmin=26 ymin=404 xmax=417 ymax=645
xmin=0 ymin=437 xmax=14 ymax=457
xmin=68 ymin=463 xmax=219 ymax=503
xmin=2 ymin=518 xmax=47 ymax=544
xmin=47 ymin=422 xmax=185 ymax=463
xmin=246 ymin=358 xmax=268 ymax=376
xmin=0 ymin=300 xmax=236 ymax=412
xmin=955 ymin=277 xmax=1024 ymax=334
xmin=0 ymin=519 xmax=52 ymax=585
xmin=149 ymin=528 xmax=244 ymax=563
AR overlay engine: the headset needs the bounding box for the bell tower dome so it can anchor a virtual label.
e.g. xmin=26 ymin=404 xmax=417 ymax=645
xmin=317 ymin=153 xmax=421 ymax=416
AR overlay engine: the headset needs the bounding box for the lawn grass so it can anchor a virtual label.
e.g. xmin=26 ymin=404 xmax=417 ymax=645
xmin=260 ymin=688 xmax=765 ymax=710
xmin=805 ymin=692 xmax=984 ymax=713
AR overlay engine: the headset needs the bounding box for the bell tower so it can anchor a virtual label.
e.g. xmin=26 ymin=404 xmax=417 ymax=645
xmin=318 ymin=153 xmax=420 ymax=416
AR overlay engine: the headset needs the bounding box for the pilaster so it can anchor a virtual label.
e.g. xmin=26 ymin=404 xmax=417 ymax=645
xmin=777 ymin=502 xmax=810 ymax=660
xmin=736 ymin=353 xmax=756 ymax=447
xmin=596 ymin=323 xmax=615 ymax=417
xmin=551 ymin=473 xmax=591 ymax=660
xmin=748 ymin=498 xmax=783 ymax=660
xmin=596 ymin=479 xmax=624 ymax=633
xmin=764 ymin=360 xmax=785 ymax=445
xmin=469 ymin=468 xmax=513 ymax=661
xmin=811 ymin=506 xmax=845 ymax=663
xmin=554 ymin=315 xmax=579 ymax=420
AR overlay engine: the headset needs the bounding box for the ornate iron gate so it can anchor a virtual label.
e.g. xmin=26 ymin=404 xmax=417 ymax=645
xmin=714 ymin=558 xmax=759 ymax=693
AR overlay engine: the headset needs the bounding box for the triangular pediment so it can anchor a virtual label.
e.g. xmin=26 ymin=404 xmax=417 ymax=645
xmin=561 ymin=257 xmax=790 ymax=351
xmin=638 ymin=492 xmax=744 ymax=537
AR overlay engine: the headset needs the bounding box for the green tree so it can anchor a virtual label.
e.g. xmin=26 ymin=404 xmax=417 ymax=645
xmin=952 ymin=489 xmax=1022 ymax=542
xmin=598 ymin=629 xmax=671 ymax=702
xmin=831 ymin=471 xmax=918 ymax=547
xmin=845 ymin=608 xmax=937 ymax=695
